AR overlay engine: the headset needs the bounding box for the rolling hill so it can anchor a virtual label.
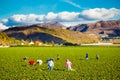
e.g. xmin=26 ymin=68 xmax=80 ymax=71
xmin=3 ymin=24 xmax=98 ymax=44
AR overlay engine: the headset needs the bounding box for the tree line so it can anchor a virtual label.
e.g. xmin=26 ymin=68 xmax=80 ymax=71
xmin=0 ymin=32 xmax=21 ymax=46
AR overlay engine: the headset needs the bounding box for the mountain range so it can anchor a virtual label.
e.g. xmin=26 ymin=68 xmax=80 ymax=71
xmin=2 ymin=23 xmax=98 ymax=44
xmin=67 ymin=20 xmax=120 ymax=37
xmin=1 ymin=20 xmax=120 ymax=44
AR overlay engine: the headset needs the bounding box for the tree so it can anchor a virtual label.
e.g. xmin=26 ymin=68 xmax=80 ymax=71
xmin=51 ymin=41 xmax=55 ymax=46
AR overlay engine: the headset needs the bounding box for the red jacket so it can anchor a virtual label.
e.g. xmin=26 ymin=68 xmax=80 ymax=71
xmin=29 ymin=60 xmax=35 ymax=65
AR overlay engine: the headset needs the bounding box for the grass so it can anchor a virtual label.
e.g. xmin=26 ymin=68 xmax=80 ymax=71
xmin=0 ymin=46 xmax=120 ymax=80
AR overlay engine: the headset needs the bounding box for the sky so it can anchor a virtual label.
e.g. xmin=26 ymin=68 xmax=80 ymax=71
xmin=0 ymin=0 xmax=120 ymax=29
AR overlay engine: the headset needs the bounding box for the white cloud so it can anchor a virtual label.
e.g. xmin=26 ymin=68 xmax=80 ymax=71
xmin=1 ymin=19 xmax=8 ymax=23
xmin=58 ymin=11 xmax=80 ymax=21
xmin=63 ymin=0 xmax=81 ymax=9
xmin=0 ymin=23 xmax=9 ymax=30
xmin=10 ymin=14 xmax=44 ymax=23
xmin=45 ymin=12 xmax=57 ymax=21
xmin=1 ymin=8 xmax=120 ymax=27
xmin=80 ymin=8 xmax=120 ymax=20
xmin=36 ymin=15 xmax=45 ymax=21
xmin=10 ymin=14 xmax=26 ymax=22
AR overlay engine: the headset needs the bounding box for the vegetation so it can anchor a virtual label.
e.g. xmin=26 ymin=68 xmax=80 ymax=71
xmin=0 ymin=32 xmax=21 ymax=46
xmin=0 ymin=46 xmax=120 ymax=80
xmin=110 ymin=39 xmax=120 ymax=44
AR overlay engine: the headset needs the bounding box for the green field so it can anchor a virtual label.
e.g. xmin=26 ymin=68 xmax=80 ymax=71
xmin=0 ymin=46 xmax=120 ymax=80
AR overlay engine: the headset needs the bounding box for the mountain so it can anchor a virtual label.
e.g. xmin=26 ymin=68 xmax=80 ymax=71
xmin=2 ymin=24 xmax=98 ymax=44
xmin=31 ymin=21 xmax=66 ymax=29
xmin=67 ymin=20 xmax=120 ymax=37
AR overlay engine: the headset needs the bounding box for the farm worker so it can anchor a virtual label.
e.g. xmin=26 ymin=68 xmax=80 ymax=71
xmin=96 ymin=54 xmax=99 ymax=60
xmin=57 ymin=54 xmax=60 ymax=60
xmin=66 ymin=59 xmax=72 ymax=71
xmin=23 ymin=56 xmax=28 ymax=61
xmin=29 ymin=60 xmax=35 ymax=66
xmin=37 ymin=60 xmax=43 ymax=65
xmin=47 ymin=58 xmax=54 ymax=70
xmin=86 ymin=53 xmax=89 ymax=60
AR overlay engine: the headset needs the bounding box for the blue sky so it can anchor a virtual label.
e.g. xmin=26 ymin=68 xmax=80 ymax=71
xmin=0 ymin=0 xmax=120 ymax=28
xmin=0 ymin=0 xmax=120 ymax=19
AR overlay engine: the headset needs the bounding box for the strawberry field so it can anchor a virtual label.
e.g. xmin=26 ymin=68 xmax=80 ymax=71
xmin=0 ymin=46 xmax=120 ymax=80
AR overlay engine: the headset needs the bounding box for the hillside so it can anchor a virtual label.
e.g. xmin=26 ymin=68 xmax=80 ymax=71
xmin=3 ymin=25 xmax=98 ymax=44
xmin=67 ymin=20 xmax=120 ymax=37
